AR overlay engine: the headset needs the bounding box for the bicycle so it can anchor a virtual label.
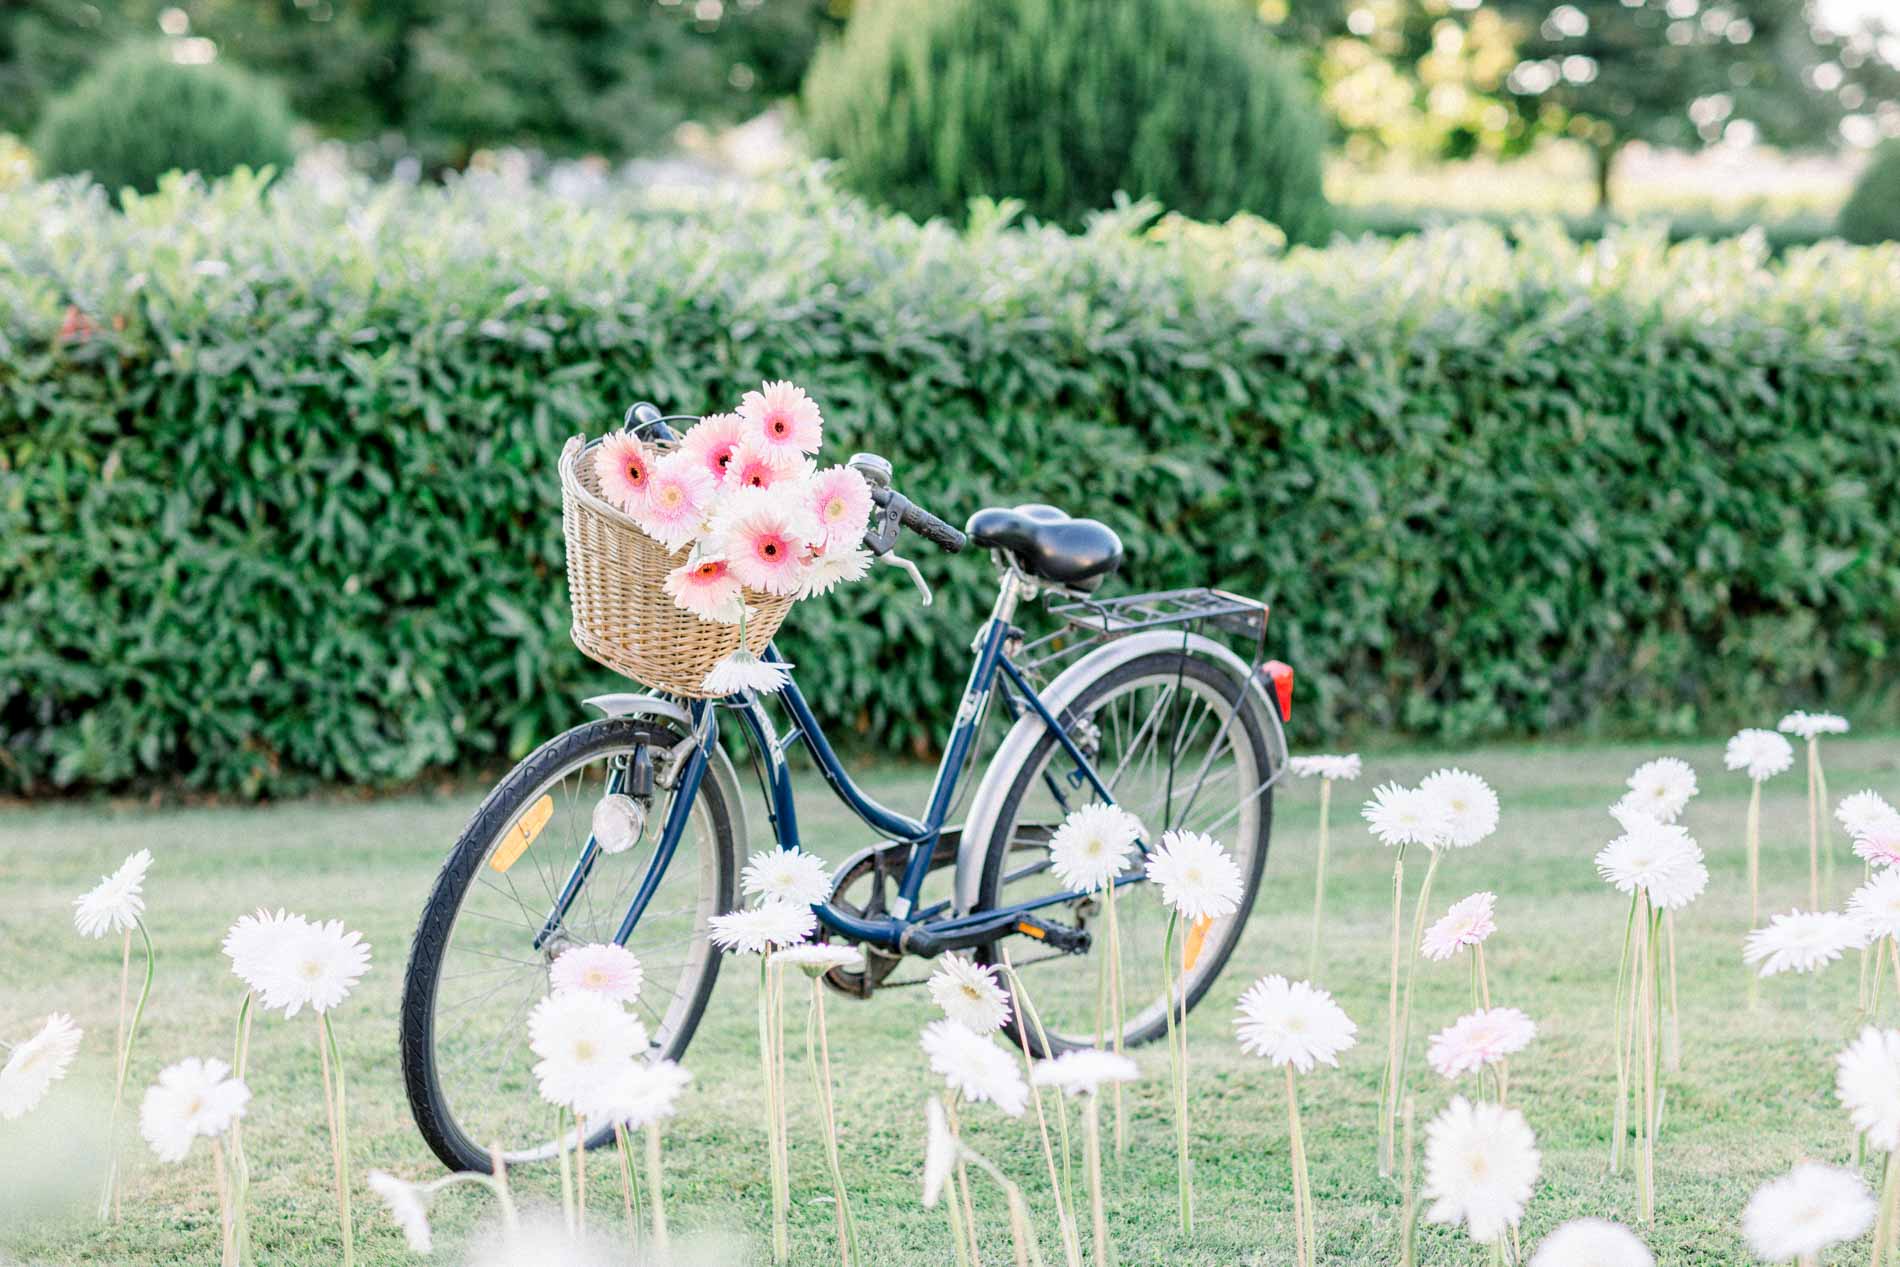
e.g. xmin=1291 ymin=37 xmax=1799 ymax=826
xmin=400 ymin=403 xmax=1294 ymax=1173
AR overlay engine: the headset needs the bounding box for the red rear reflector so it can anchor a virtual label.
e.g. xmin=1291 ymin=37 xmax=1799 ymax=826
xmin=1261 ymin=660 xmax=1294 ymax=721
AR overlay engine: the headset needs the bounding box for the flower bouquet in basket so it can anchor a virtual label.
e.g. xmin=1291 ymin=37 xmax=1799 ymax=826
xmin=562 ymin=381 xmax=875 ymax=697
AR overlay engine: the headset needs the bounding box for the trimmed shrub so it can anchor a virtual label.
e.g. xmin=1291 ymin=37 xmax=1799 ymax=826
xmin=1840 ymin=141 xmax=1900 ymax=245
xmin=32 ymin=44 xmax=296 ymax=195
xmin=1337 ymin=205 xmax=1838 ymax=255
xmin=800 ymin=0 xmax=1329 ymax=241
xmin=4 ymin=173 xmax=1899 ymax=796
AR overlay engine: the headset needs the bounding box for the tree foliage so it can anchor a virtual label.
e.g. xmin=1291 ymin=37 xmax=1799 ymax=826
xmin=0 ymin=0 xmax=838 ymax=167
xmin=1840 ymin=141 xmax=1900 ymax=244
xmin=32 ymin=42 xmax=296 ymax=194
xmin=802 ymin=0 xmax=1330 ymax=238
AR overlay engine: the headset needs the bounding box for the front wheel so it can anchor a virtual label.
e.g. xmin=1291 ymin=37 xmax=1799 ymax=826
xmin=976 ymin=650 xmax=1275 ymax=1054
xmin=400 ymin=714 xmax=738 ymax=1173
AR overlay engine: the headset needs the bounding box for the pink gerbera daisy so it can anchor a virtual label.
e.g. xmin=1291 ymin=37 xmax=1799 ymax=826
xmin=663 ymin=556 xmax=745 ymax=624
xmin=726 ymin=439 xmax=809 ymax=493
xmin=679 ymin=413 xmax=748 ymax=486
xmin=807 ymin=465 xmax=873 ymax=551
xmin=1421 ymin=892 xmax=1498 ymax=962
xmin=738 ymin=380 xmax=823 ymax=454
xmin=550 ymin=943 xmax=645 ymax=1004
xmin=1427 ymin=1007 xmax=1537 ymax=1080
xmin=710 ymin=491 xmax=815 ymax=596
xmin=594 ymin=432 xmax=655 ymax=514
xmin=633 ymin=452 xmax=715 ymax=552
xmin=1855 ymin=824 xmax=1900 ymax=870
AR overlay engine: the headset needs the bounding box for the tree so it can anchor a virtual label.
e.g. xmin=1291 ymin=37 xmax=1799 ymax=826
xmin=1483 ymin=0 xmax=1854 ymax=209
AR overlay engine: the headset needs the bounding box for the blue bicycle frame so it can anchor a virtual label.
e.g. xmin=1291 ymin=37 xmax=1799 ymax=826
xmin=537 ymin=570 xmax=1154 ymax=960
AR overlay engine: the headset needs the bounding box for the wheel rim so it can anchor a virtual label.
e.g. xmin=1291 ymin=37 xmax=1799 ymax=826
xmin=988 ymin=667 xmax=1265 ymax=1051
xmin=427 ymin=742 xmax=722 ymax=1164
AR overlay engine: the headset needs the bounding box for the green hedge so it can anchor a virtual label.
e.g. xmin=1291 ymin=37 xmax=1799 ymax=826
xmin=1336 ymin=204 xmax=1840 ymax=255
xmin=5 ymin=172 xmax=1899 ymax=795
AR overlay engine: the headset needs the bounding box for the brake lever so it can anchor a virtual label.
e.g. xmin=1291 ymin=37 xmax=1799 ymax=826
xmin=882 ymin=550 xmax=933 ymax=607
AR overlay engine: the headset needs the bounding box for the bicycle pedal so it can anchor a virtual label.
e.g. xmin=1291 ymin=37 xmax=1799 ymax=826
xmin=1011 ymin=915 xmax=1091 ymax=955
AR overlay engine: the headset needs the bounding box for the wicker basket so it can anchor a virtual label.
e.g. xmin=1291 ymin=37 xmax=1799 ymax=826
xmin=560 ymin=434 xmax=795 ymax=698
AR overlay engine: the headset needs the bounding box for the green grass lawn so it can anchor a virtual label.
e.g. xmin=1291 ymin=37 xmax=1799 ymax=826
xmin=4 ymin=733 xmax=1898 ymax=1266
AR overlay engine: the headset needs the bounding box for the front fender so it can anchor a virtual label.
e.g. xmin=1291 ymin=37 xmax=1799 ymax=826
xmin=582 ymin=692 xmax=752 ymax=854
xmin=953 ymin=633 xmax=1289 ymax=914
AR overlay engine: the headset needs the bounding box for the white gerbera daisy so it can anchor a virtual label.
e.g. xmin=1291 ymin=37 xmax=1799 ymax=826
xmin=707 ymin=899 xmax=817 ymax=954
xmin=796 ymin=546 xmax=872 ymax=599
xmin=1233 ymin=975 xmax=1358 ymax=1073
xmin=922 ymin=1096 xmax=958 ymax=1208
xmin=1422 ymin=1095 xmax=1540 ymax=1243
xmin=1421 ymin=892 xmax=1497 ymax=962
xmin=772 ymin=942 xmax=865 ymax=976
xmin=1420 ymin=768 xmax=1500 ymax=848
xmin=528 ymin=990 xmax=648 ymax=1112
xmin=580 ymin=1058 xmax=693 ymax=1130
xmin=1849 ymin=870 xmax=1900 ymax=943
xmin=72 ymin=848 xmax=152 ymax=939
xmin=1742 ymin=1162 xmax=1876 ymax=1262
xmin=1143 ymin=829 xmax=1244 ymax=922
xmin=549 ymin=943 xmax=645 ymax=1003
xmin=1837 ymin=790 xmax=1900 ymax=839
xmin=1594 ymin=820 xmax=1709 ymax=910
xmin=927 ymin=955 xmax=1012 ymax=1035
xmin=139 ymin=1057 xmax=250 ymax=1163
xmin=223 ymin=907 xmax=302 ymax=994
xmin=1624 ymin=758 xmax=1697 ymax=823
xmin=0 ymin=1013 xmax=83 ymax=1120
xmin=1047 ymin=801 xmax=1144 ymax=892
xmin=1427 ymin=1007 xmax=1537 ymax=1080
xmin=1029 ymin=1050 xmax=1140 ymax=1098
xmin=1725 ymin=729 xmax=1794 ymax=782
xmin=702 ymin=648 xmax=793 ymax=696
xmin=1837 ymin=1026 xmax=1900 ymax=1152
xmin=1289 ymin=754 xmax=1362 ymax=781
xmin=257 ymin=917 xmax=372 ymax=1017
xmin=741 ymin=847 xmax=834 ymax=907
xmin=1362 ymin=782 xmax=1453 ymax=849
xmin=1745 ymin=909 xmax=1865 ymax=978
xmin=367 ymin=1170 xmax=435 ymax=1254
xmin=1778 ymin=711 xmax=1850 ymax=740
xmin=919 ymin=1019 xmax=1028 ymax=1117
xmin=1528 ymin=1218 xmax=1654 ymax=1267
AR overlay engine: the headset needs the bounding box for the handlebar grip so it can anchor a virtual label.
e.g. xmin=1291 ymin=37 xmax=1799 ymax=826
xmin=900 ymin=501 xmax=967 ymax=554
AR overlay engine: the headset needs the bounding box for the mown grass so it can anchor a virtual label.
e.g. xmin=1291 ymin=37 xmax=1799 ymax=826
xmin=4 ymin=733 xmax=1898 ymax=1265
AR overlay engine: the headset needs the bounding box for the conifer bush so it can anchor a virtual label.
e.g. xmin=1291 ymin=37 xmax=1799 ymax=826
xmin=32 ymin=44 xmax=296 ymax=196
xmin=1839 ymin=141 xmax=1900 ymax=245
xmin=800 ymin=0 xmax=1330 ymax=240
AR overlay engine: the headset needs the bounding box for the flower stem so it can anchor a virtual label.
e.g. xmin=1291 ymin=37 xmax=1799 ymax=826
xmin=317 ymin=1013 xmax=354 ymax=1266
xmin=1870 ymin=1151 xmax=1895 ymax=1267
xmin=575 ymin=1113 xmax=589 ymax=1235
xmin=555 ymin=1106 xmax=576 ymax=1234
xmin=101 ymin=918 xmax=155 ymax=1222
xmin=1105 ymin=881 xmax=1126 ymax=1162
xmin=1664 ymin=910 xmax=1682 ymax=1074
xmin=615 ymin=1122 xmax=642 ymax=1255
xmin=1391 ymin=850 xmax=1440 ymax=1170
xmin=946 ymin=1096 xmax=983 ymax=1267
xmin=1379 ymin=846 xmax=1407 ymax=1179
xmin=1637 ymin=899 xmax=1658 ymax=1224
xmin=942 ymin=1104 xmax=974 ymax=1267
xmin=1161 ymin=911 xmax=1192 ymax=1231
xmin=487 ymin=1144 xmax=520 ymax=1236
xmin=759 ymin=954 xmax=788 ymax=1265
xmin=1609 ymin=890 xmax=1638 ymax=1174
xmin=1285 ymin=1066 xmax=1313 ymax=1267
xmin=1084 ymin=1094 xmax=1109 ymax=1267
xmin=645 ymin=1121 xmax=670 ymax=1252
xmin=808 ymin=978 xmax=858 ymax=1267
xmin=1399 ymin=1095 xmax=1418 ymax=1267
xmin=1002 ymin=952 xmax=1082 ymax=1267
xmin=211 ymin=1136 xmax=236 ymax=1267
xmin=1309 ymin=778 xmax=1332 ymax=980
xmin=1807 ymin=739 xmax=1821 ymax=910
xmin=229 ymin=993 xmax=256 ymax=1265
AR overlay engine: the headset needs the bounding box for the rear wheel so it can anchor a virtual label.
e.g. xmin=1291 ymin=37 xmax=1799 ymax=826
xmin=400 ymin=714 xmax=737 ymax=1173
xmin=976 ymin=651 xmax=1274 ymax=1054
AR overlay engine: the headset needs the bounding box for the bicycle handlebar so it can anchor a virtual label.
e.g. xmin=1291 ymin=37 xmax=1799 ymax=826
xmin=849 ymin=453 xmax=967 ymax=555
xmin=894 ymin=496 xmax=967 ymax=554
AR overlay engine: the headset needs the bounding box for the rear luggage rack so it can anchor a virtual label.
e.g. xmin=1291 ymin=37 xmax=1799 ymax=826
xmin=1016 ymin=587 xmax=1269 ymax=678
xmin=1047 ymin=587 xmax=1268 ymax=639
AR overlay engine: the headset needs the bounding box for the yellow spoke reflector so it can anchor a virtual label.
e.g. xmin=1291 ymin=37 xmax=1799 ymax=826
xmin=490 ymin=795 xmax=554 ymax=874
xmin=1183 ymin=915 xmax=1214 ymax=972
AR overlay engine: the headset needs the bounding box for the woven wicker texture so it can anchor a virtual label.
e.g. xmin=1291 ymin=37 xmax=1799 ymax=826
xmin=560 ymin=435 xmax=794 ymax=698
